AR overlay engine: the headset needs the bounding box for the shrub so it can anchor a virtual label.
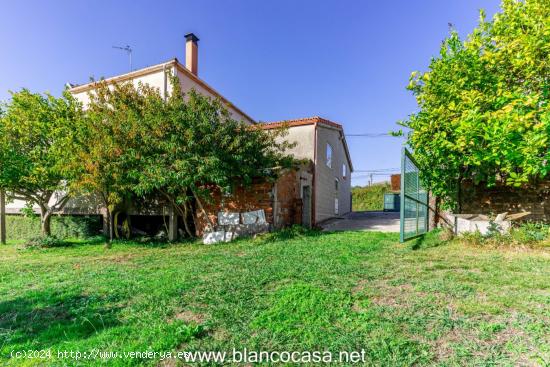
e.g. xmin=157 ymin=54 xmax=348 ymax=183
xmin=352 ymin=182 xmax=392 ymax=211
xmin=458 ymin=222 xmax=550 ymax=248
xmin=24 ymin=235 xmax=67 ymax=249
xmin=6 ymin=215 xmax=102 ymax=240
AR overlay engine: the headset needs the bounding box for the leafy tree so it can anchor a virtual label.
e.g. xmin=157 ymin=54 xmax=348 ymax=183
xmin=67 ymin=77 xmax=294 ymax=239
xmin=399 ymin=0 xmax=549 ymax=209
xmin=129 ymin=78 xmax=295 ymax=235
xmin=0 ymin=90 xmax=81 ymax=235
xmin=61 ymin=81 xmax=153 ymax=243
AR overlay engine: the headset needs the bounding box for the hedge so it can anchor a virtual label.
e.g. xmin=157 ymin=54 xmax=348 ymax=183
xmin=5 ymin=215 xmax=102 ymax=240
xmin=352 ymin=182 xmax=392 ymax=211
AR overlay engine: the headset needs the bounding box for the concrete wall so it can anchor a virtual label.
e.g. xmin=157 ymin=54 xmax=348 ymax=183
xmin=72 ymin=68 xmax=171 ymax=107
xmin=71 ymin=62 xmax=253 ymax=125
xmin=314 ymin=125 xmax=352 ymax=223
xmin=174 ymin=67 xmax=253 ymax=124
xmin=274 ymin=124 xmax=315 ymax=161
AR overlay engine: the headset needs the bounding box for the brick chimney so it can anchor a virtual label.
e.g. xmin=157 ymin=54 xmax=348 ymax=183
xmin=185 ymin=33 xmax=199 ymax=76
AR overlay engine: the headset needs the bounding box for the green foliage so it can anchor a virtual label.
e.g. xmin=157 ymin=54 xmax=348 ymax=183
xmin=458 ymin=222 xmax=550 ymax=248
xmin=0 ymin=89 xmax=82 ymax=234
xmin=24 ymin=235 xmax=67 ymax=249
xmin=5 ymin=215 xmax=102 ymax=240
xmin=352 ymin=182 xmax=391 ymax=211
xmin=399 ymin=0 xmax=550 ymax=209
xmin=65 ymin=76 xmax=294 ymax=237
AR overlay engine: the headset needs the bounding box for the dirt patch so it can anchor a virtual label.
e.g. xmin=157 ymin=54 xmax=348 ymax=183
xmin=109 ymin=254 xmax=137 ymax=264
xmin=156 ymin=357 xmax=177 ymax=367
xmin=173 ymin=310 xmax=207 ymax=324
xmin=213 ymin=328 xmax=230 ymax=341
xmin=430 ymin=315 xmax=537 ymax=365
xmin=351 ymin=279 xmax=368 ymax=295
xmin=368 ymin=283 xmax=417 ymax=307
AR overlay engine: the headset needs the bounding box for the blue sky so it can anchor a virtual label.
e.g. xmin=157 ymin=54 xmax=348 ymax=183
xmin=0 ymin=0 xmax=501 ymax=186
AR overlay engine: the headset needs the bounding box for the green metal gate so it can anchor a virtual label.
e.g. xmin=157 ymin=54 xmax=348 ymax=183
xmin=400 ymin=148 xmax=429 ymax=242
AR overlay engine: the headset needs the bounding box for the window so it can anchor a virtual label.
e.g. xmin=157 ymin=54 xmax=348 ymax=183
xmin=342 ymin=164 xmax=347 ymax=179
xmin=326 ymin=143 xmax=333 ymax=168
xmin=334 ymin=198 xmax=339 ymax=215
xmin=335 ymin=178 xmax=339 ymax=191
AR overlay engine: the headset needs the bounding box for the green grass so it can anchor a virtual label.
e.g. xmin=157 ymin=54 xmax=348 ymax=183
xmin=0 ymin=229 xmax=549 ymax=366
xmin=352 ymin=183 xmax=392 ymax=211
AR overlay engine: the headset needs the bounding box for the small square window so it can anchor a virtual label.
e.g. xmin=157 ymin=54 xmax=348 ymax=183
xmin=326 ymin=143 xmax=333 ymax=168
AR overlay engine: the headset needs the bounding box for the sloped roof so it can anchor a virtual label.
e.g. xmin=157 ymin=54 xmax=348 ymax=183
xmin=261 ymin=117 xmax=353 ymax=171
xmin=69 ymin=58 xmax=255 ymax=123
xmin=260 ymin=116 xmax=343 ymax=130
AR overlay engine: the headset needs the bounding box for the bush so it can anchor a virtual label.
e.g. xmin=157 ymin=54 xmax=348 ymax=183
xmin=352 ymin=182 xmax=392 ymax=211
xmin=6 ymin=215 xmax=102 ymax=240
xmin=458 ymin=222 xmax=550 ymax=248
xmin=24 ymin=235 xmax=67 ymax=249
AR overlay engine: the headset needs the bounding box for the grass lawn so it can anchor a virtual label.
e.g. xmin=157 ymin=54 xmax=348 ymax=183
xmin=0 ymin=230 xmax=549 ymax=366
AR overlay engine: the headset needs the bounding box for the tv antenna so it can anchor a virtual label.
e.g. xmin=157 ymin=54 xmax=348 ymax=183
xmin=112 ymin=45 xmax=133 ymax=71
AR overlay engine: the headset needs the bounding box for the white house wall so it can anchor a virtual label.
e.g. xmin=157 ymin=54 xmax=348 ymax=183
xmin=274 ymin=124 xmax=315 ymax=161
xmin=314 ymin=125 xmax=352 ymax=223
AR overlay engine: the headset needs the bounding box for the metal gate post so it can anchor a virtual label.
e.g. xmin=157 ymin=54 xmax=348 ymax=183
xmin=399 ymin=148 xmax=405 ymax=243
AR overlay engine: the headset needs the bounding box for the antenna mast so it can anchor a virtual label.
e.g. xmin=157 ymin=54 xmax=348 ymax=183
xmin=112 ymin=45 xmax=133 ymax=71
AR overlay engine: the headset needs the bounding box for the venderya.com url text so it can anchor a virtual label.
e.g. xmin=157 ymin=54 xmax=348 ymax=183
xmin=11 ymin=348 xmax=368 ymax=364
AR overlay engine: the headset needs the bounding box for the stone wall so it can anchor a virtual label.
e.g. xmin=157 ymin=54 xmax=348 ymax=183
xmin=460 ymin=180 xmax=550 ymax=222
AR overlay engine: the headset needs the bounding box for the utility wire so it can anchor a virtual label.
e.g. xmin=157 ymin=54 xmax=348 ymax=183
xmin=345 ymin=133 xmax=389 ymax=137
xmin=352 ymin=169 xmax=400 ymax=174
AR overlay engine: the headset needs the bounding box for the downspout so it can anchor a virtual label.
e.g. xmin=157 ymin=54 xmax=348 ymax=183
xmin=163 ymin=64 xmax=168 ymax=101
xmin=312 ymin=123 xmax=318 ymax=226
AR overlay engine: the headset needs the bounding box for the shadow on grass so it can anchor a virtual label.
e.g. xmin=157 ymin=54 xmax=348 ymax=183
xmin=411 ymin=229 xmax=447 ymax=250
xmin=0 ymin=291 xmax=123 ymax=349
xmin=255 ymin=225 xmax=325 ymax=243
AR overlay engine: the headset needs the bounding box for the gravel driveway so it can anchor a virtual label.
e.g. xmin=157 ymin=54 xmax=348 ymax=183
xmin=320 ymin=211 xmax=400 ymax=232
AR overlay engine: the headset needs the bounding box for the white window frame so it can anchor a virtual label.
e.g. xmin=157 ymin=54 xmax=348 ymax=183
xmin=326 ymin=143 xmax=333 ymax=168
xmin=342 ymin=164 xmax=347 ymax=179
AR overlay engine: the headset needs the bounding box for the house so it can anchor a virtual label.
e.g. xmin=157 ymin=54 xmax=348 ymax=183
xmin=262 ymin=117 xmax=353 ymax=225
xmin=7 ymin=33 xmax=353 ymax=238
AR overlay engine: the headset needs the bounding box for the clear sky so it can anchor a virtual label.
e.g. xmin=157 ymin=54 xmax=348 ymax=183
xmin=0 ymin=0 xmax=501 ymax=186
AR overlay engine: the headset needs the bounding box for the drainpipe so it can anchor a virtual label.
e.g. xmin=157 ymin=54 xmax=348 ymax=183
xmin=312 ymin=123 xmax=318 ymax=226
xmin=163 ymin=64 xmax=168 ymax=101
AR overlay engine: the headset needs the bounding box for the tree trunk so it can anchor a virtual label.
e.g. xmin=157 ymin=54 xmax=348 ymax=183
xmin=182 ymin=201 xmax=193 ymax=238
xmin=191 ymin=189 xmax=214 ymax=230
xmin=107 ymin=208 xmax=114 ymax=243
xmin=40 ymin=210 xmax=52 ymax=237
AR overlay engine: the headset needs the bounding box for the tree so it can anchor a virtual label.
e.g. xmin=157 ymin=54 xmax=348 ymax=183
xmin=0 ymin=89 xmax=82 ymax=235
xmin=67 ymin=76 xmax=295 ymax=239
xmin=61 ymin=81 xmax=151 ymax=243
xmin=399 ymin=0 xmax=549 ymax=209
xmin=128 ymin=78 xmax=295 ymax=235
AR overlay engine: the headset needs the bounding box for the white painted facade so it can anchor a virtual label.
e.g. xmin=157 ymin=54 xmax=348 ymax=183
xmin=266 ymin=120 xmax=353 ymax=224
xmin=70 ymin=59 xmax=254 ymax=124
